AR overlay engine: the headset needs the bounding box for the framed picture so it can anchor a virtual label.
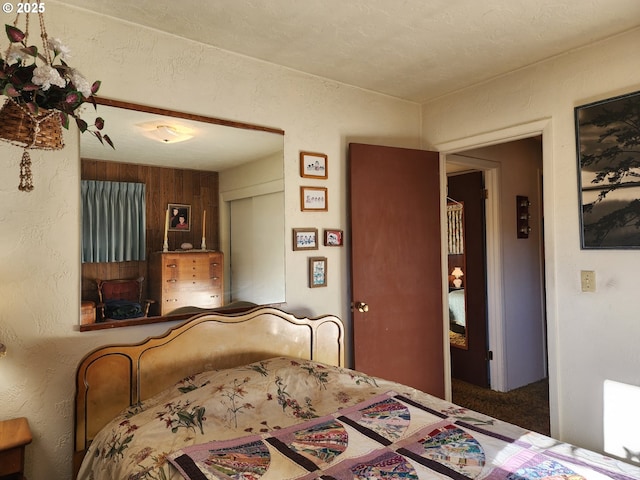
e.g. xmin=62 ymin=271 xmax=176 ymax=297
xmin=575 ymin=90 xmax=640 ymax=249
xmin=300 ymin=151 xmax=328 ymax=179
xmin=308 ymin=256 xmax=327 ymax=288
xmin=293 ymin=228 xmax=319 ymax=250
xmin=300 ymin=186 xmax=328 ymax=211
xmin=324 ymin=229 xmax=343 ymax=246
xmin=168 ymin=204 xmax=191 ymax=231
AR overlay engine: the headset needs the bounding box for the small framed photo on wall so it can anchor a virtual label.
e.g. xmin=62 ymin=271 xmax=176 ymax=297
xmin=308 ymin=256 xmax=327 ymax=288
xmin=300 ymin=151 xmax=328 ymax=179
xmin=168 ymin=204 xmax=191 ymax=231
xmin=324 ymin=229 xmax=343 ymax=246
xmin=300 ymin=186 xmax=328 ymax=211
xmin=293 ymin=228 xmax=319 ymax=250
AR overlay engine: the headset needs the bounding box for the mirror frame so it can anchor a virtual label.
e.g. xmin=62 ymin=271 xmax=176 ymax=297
xmin=79 ymin=98 xmax=285 ymax=331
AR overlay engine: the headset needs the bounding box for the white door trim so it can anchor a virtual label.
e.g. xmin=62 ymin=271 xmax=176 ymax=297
xmin=434 ymin=118 xmax=557 ymax=429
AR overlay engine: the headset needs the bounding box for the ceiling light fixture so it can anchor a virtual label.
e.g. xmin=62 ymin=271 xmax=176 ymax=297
xmin=138 ymin=122 xmax=194 ymax=144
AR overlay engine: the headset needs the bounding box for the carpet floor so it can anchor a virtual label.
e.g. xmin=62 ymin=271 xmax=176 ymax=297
xmin=451 ymin=377 xmax=550 ymax=436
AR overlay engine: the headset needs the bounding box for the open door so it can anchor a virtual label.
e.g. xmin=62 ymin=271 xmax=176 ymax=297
xmin=349 ymin=143 xmax=444 ymax=397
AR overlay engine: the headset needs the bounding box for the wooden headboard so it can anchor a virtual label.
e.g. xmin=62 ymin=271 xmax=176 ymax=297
xmin=73 ymin=306 xmax=344 ymax=477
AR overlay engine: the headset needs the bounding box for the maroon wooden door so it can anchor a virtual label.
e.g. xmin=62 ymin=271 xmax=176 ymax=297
xmin=448 ymin=171 xmax=489 ymax=387
xmin=349 ymin=143 xmax=444 ymax=398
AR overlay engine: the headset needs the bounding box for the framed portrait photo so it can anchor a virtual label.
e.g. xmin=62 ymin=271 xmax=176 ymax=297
xmin=300 ymin=151 xmax=328 ymax=179
xmin=293 ymin=228 xmax=319 ymax=251
xmin=324 ymin=229 xmax=343 ymax=246
xmin=168 ymin=204 xmax=191 ymax=232
xmin=308 ymin=256 xmax=327 ymax=288
xmin=300 ymin=186 xmax=328 ymax=211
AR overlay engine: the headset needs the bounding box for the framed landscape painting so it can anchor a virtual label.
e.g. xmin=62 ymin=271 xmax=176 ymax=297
xmin=575 ymin=90 xmax=640 ymax=249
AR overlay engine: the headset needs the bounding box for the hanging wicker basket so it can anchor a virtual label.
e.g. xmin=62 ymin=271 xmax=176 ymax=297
xmin=0 ymin=98 xmax=64 ymax=150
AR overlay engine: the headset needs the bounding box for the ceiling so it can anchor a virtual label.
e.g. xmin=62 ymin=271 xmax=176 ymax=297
xmin=55 ymin=0 xmax=640 ymax=103
xmin=80 ymin=103 xmax=284 ymax=171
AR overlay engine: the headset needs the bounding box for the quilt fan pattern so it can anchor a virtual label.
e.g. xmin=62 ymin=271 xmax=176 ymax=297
xmin=77 ymin=357 xmax=640 ymax=480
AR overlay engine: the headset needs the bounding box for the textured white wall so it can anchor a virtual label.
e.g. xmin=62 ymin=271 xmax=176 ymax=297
xmin=422 ymin=27 xmax=640 ymax=457
xmin=0 ymin=5 xmax=420 ymax=480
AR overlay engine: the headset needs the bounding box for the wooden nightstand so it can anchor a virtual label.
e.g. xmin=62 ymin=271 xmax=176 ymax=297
xmin=0 ymin=418 xmax=32 ymax=480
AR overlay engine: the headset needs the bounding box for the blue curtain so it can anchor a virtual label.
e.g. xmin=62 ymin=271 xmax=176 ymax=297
xmin=82 ymin=180 xmax=146 ymax=263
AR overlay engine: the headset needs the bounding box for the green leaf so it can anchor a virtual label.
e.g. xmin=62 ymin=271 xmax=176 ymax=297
xmin=59 ymin=112 xmax=70 ymax=129
xmin=22 ymin=45 xmax=37 ymax=57
xmin=65 ymin=92 xmax=80 ymax=105
xmin=91 ymin=80 xmax=101 ymax=94
xmin=5 ymin=25 xmax=25 ymax=43
xmin=75 ymin=117 xmax=88 ymax=132
xmin=2 ymin=84 xmax=20 ymax=97
xmin=94 ymin=117 xmax=104 ymax=130
xmin=25 ymin=102 xmax=39 ymax=114
xmin=104 ymin=134 xmax=115 ymax=149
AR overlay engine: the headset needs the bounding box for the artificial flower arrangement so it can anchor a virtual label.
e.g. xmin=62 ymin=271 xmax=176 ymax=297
xmin=0 ymin=23 xmax=112 ymax=147
xmin=0 ymin=21 xmax=113 ymax=191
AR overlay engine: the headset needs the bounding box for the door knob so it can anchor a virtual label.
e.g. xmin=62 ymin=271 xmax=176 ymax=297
xmin=353 ymin=301 xmax=369 ymax=313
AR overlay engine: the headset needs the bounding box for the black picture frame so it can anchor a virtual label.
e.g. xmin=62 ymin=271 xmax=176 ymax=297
xmin=168 ymin=203 xmax=191 ymax=232
xmin=575 ymin=90 xmax=640 ymax=249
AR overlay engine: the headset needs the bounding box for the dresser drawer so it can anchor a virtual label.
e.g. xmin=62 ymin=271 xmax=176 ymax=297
xmin=149 ymin=251 xmax=224 ymax=315
xmin=0 ymin=446 xmax=21 ymax=475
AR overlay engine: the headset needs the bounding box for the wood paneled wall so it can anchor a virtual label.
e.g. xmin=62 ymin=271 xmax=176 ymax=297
xmin=81 ymin=159 xmax=219 ymax=305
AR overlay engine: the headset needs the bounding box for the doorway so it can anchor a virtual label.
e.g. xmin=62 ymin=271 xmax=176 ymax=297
xmin=444 ymin=136 xmax=548 ymax=393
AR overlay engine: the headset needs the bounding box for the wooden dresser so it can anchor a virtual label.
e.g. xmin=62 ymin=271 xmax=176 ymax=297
xmin=149 ymin=251 xmax=224 ymax=315
xmin=0 ymin=417 xmax=31 ymax=480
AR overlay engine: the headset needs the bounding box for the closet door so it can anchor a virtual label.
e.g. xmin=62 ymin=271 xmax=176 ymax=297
xmin=349 ymin=143 xmax=444 ymax=398
xmin=229 ymin=192 xmax=285 ymax=304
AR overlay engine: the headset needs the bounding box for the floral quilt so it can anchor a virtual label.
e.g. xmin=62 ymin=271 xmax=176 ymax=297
xmin=77 ymin=357 xmax=640 ymax=480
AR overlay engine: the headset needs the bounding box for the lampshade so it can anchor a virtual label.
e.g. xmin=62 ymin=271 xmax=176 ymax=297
xmin=451 ymin=267 xmax=464 ymax=278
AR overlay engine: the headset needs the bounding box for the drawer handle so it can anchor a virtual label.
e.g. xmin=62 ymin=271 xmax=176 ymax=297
xmin=166 ymin=279 xmax=177 ymax=283
xmin=212 ymin=276 xmax=219 ymax=280
xmin=167 ymin=263 xmax=177 ymax=268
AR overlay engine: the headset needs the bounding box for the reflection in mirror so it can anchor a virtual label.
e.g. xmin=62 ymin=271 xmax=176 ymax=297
xmin=80 ymin=99 xmax=285 ymax=328
xmin=447 ymin=201 xmax=468 ymax=349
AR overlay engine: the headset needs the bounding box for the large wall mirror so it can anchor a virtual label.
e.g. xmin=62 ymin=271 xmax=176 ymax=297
xmin=447 ymin=201 xmax=468 ymax=349
xmin=79 ymin=98 xmax=285 ymax=329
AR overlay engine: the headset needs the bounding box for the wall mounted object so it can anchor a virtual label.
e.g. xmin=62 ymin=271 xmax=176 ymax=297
xmin=516 ymin=195 xmax=531 ymax=239
xmin=300 ymin=186 xmax=328 ymax=211
xmin=308 ymin=256 xmax=327 ymax=288
xmin=293 ymin=228 xmax=318 ymax=250
xmin=300 ymin=151 xmax=328 ymax=179
xmin=324 ymin=229 xmax=343 ymax=246
xmin=575 ymin=89 xmax=640 ymax=248
xmin=168 ymin=204 xmax=191 ymax=232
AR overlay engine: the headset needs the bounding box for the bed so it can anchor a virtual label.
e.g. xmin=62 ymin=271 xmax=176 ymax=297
xmin=448 ymin=289 xmax=466 ymax=333
xmin=74 ymin=306 xmax=640 ymax=480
